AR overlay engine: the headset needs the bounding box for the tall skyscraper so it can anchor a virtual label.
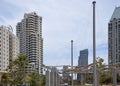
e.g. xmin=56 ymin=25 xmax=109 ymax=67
xmin=108 ymin=7 xmax=120 ymax=66
xmin=78 ymin=49 xmax=88 ymax=66
xmin=0 ymin=25 xmax=19 ymax=72
xmin=77 ymin=49 xmax=88 ymax=81
xmin=16 ymin=12 xmax=43 ymax=74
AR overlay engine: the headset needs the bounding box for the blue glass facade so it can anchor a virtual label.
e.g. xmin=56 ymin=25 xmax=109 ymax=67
xmin=77 ymin=49 xmax=88 ymax=81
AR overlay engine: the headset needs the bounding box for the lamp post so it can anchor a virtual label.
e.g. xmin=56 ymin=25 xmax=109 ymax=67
xmin=71 ymin=40 xmax=73 ymax=86
xmin=92 ymin=1 xmax=97 ymax=86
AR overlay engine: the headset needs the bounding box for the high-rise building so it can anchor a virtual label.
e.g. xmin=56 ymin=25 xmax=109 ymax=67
xmin=78 ymin=49 xmax=88 ymax=66
xmin=9 ymin=26 xmax=19 ymax=60
xmin=108 ymin=7 xmax=120 ymax=66
xmin=77 ymin=49 xmax=88 ymax=81
xmin=0 ymin=25 xmax=19 ymax=72
xmin=16 ymin=12 xmax=43 ymax=74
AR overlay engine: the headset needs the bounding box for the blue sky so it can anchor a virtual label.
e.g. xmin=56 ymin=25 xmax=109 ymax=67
xmin=0 ymin=0 xmax=120 ymax=66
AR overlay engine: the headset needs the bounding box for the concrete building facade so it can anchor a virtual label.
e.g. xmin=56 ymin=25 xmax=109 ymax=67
xmin=9 ymin=27 xmax=19 ymax=60
xmin=0 ymin=25 xmax=19 ymax=72
xmin=45 ymin=67 xmax=60 ymax=86
xmin=16 ymin=12 xmax=43 ymax=74
xmin=108 ymin=7 xmax=120 ymax=66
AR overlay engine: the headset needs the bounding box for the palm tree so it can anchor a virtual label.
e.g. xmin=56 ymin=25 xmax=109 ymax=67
xmin=8 ymin=54 xmax=29 ymax=85
xmin=1 ymin=73 xmax=10 ymax=86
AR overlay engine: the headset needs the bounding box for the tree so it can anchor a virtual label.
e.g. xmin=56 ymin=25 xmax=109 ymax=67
xmin=26 ymin=71 xmax=46 ymax=86
xmin=14 ymin=54 xmax=28 ymax=69
xmin=8 ymin=54 xmax=29 ymax=85
xmin=1 ymin=73 xmax=10 ymax=86
xmin=5 ymin=54 xmax=46 ymax=86
xmin=96 ymin=57 xmax=112 ymax=85
xmin=29 ymin=71 xmax=41 ymax=86
xmin=40 ymin=75 xmax=46 ymax=86
xmin=14 ymin=54 xmax=29 ymax=84
xmin=96 ymin=57 xmax=104 ymax=68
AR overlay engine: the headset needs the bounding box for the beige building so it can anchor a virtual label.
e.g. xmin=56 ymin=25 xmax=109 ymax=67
xmin=0 ymin=25 xmax=19 ymax=72
xmin=16 ymin=12 xmax=43 ymax=74
xmin=9 ymin=27 xmax=19 ymax=60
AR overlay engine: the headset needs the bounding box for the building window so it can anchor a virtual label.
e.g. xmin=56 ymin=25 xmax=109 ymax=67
xmin=119 ymin=24 xmax=120 ymax=28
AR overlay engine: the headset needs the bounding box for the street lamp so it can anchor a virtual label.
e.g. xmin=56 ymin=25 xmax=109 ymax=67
xmin=71 ymin=40 xmax=73 ymax=86
xmin=92 ymin=1 xmax=97 ymax=86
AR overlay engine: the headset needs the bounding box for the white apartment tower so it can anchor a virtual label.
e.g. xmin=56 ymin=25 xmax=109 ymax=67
xmin=108 ymin=7 xmax=120 ymax=66
xmin=9 ymin=27 xmax=19 ymax=60
xmin=16 ymin=12 xmax=43 ymax=74
xmin=0 ymin=25 xmax=19 ymax=72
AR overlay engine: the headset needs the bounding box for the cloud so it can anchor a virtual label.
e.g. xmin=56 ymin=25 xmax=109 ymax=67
xmin=0 ymin=16 xmax=5 ymax=23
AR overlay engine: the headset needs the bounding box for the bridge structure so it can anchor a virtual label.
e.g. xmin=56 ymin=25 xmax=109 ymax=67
xmin=43 ymin=61 xmax=120 ymax=86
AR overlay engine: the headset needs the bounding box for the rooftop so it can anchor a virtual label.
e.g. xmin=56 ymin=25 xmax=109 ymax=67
xmin=110 ymin=7 xmax=120 ymax=21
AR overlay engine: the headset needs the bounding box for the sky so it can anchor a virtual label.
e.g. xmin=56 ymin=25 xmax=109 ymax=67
xmin=0 ymin=0 xmax=120 ymax=66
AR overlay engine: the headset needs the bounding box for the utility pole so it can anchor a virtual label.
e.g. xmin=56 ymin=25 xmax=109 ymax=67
xmin=71 ymin=40 xmax=73 ymax=86
xmin=92 ymin=1 xmax=97 ymax=86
